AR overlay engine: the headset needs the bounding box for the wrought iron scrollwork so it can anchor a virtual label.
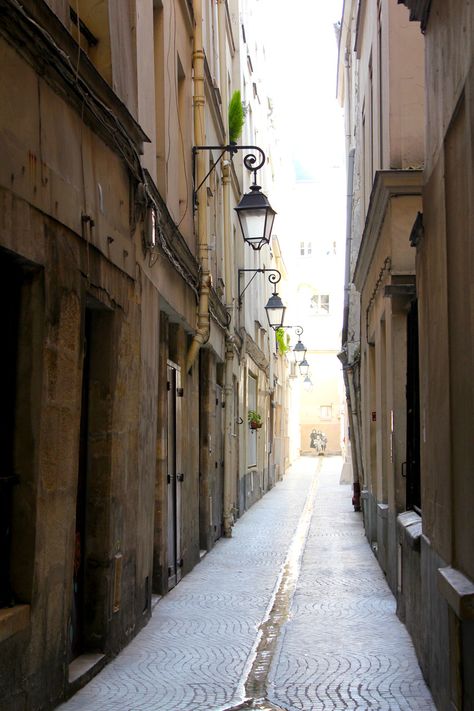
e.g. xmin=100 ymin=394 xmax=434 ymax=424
xmin=237 ymin=267 xmax=282 ymax=304
xmin=193 ymin=144 xmax=266 ymax=199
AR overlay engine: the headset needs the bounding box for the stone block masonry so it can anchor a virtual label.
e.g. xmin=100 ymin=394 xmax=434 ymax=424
xmin=58 ymin=457 xmax=435 ymax=711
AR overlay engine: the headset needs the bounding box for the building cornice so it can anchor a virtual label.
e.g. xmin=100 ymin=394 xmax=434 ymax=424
xmin=209 ymin=289 xmax=231 ymax=331
xmin=144 ymin=171 xmax=199 ymax=293
xmin=245 ymin=333 xmax=270 ymax=375
xmin=0 ymin=0 xmax=149 ymax=177
xmin=144 ymin=172 xmax=229 ymax=331
xmin=353 ymin=170 xmax=423 ymax=291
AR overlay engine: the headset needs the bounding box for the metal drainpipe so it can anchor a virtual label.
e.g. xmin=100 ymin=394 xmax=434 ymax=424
xmin=218 ymin=0 xmax=235 ymax=537
xmin=340 ymin=146 xmax=364 ymax=507
xmin=186 ymin=0 xmax=211 ymax=374
xmin=348 ymin=363 xmax=364 ymax=490
xmin=342 ymin=148 xmax=355 ymax=349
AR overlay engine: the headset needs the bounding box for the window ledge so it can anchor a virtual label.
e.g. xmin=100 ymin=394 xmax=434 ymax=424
xmin=0 ymin=604 xmax=30 ymax=643
xmin=397 ymin=510 xmax=422 ymax=551
xmin=438 ymin=566 xmax=474 ymax=620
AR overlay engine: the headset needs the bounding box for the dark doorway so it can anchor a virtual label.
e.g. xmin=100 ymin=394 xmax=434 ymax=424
xmin=406 ymin=299 xmax=421 ymax=511
xmin=167 ymin=362 xmax=182 ymax=589
xmin=0 ymin=253 xmax=22 ymax=608
xmin=70 ymin=302 xmax=112 ymax=660
xmin=211 ymin=384 xmax=224 ymax=544
xmin=70 ymin=309 xmax=92 ymax=659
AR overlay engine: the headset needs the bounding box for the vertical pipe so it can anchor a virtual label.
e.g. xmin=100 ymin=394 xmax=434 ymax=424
xmin=186 ymin=0 xmax=211 ymax=374
xmin=218 ymin=0 xmax=234 ymax=536
xmin=342 ymin=148 xmax=355 ymax=348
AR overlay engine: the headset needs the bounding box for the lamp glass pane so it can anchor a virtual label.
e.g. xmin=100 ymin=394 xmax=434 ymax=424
xmin=266 ymin=306 xmax=285 ymax=330
xmin=293 ymin=341 xmax=307 ymax=364
xmin=238 ymin=209 xmax=266 ymax=246
xmin=299 ymin=359 xmax=310 ymax=377
xmin=264 ymin=292 xmax=286 ymax=330
xmin=263 ymin=209 xmax=276 ymax=243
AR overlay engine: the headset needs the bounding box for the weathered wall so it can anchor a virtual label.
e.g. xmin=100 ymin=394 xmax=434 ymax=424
xmin=0 ymin=190 xmax=157 ymax=710
xmin=413 ymin=2 xmax=474 ymax=708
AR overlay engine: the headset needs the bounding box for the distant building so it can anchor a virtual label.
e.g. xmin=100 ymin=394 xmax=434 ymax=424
xmin=281 ymin=172 xmax=345 ymax=458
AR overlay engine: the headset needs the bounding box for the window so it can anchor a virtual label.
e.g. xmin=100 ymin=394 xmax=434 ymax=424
xmin=300 ymin=241 xmax=312 ymax=256
xmin=69 ymin=1 xmax=112 ymax=85
xmin=320 ymin=406 xmax=332 ymax=420
xmin=310 ymin=294 xmax=330 ymax=314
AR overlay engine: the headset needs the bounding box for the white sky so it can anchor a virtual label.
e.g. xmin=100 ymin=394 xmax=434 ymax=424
xmin=253 ymin=0 xmax=346 ymax=343
xmin=259 ymin=0 xmax=345 ymax=175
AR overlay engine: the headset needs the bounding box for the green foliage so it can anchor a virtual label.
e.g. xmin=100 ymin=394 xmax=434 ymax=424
xmin=228 ymin=90 xmax=246 ymax=143
xmin=276 ymin=327 xmax=290 ymax=355
xmin=247 ymin=409 xmax=262 ymax=425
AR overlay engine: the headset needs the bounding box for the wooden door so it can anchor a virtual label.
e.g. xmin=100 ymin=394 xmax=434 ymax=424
xmin=167 ymin=363 xmax=182 ymax=588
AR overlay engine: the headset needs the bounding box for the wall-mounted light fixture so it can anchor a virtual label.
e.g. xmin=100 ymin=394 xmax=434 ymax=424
xmin=283 ymin=325 xmax=307 ymax=364
xmin=299 ymin=358 xmax=310 ymax=378
xmin=238 ymin=267 xmax=286 ymax=330
xmin=193 ymin=144 xmax=276 ymax=250
xmin=303 ymin=375 xmax=313 ymax=391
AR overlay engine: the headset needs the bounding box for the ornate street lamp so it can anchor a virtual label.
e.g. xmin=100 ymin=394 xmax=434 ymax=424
xmin=193 ymin=145 xmax=276 ymax=250
xmin=238 ymin=268 xmax=286 ymax=331
xmin=234 ymin=183 xmax=276 ymax=251
xmin=264 ymin=291 xmax=286 ymax=331
xmin=290 ymin=326 xmax=307 ymax=364
xmin=303 ymin=375 xmax=313 ymax=391
xmin=299 ymin=358 xmax=310 ymax=378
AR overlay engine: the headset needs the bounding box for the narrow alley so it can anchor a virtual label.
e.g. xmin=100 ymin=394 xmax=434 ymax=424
xmin=58 ymin=457 xmax=434 ymax=711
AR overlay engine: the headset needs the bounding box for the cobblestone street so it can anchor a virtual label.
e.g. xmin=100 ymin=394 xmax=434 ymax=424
xmin=58 ymin=457 xmax=435 ymax=711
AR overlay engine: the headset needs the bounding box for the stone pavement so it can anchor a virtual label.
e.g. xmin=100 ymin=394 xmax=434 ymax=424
xmin=58 ymin=457 xmax=436 ymax=711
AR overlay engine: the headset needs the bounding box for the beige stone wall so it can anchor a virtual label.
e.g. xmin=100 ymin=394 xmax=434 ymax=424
xmin=352 ymin=1 xmax=424 ymax=218
xmin=419 ymin=0 xmax=474 ymax=575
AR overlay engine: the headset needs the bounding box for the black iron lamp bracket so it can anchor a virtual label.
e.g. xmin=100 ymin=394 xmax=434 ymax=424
xmin=284 ymin=325 xmax=304 ymax=337
xmin=192 ymin=145 xmax=266 ymax=207
xmin=238 ymin=267 xmax=281 ymax=306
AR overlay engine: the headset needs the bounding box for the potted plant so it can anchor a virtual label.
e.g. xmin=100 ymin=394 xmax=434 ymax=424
xmin=248 ymin=409 xmax=263 ymax=430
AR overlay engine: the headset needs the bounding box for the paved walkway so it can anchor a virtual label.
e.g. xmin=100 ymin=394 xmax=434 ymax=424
xmin=58 ymin=457 xmax=435 ymax=711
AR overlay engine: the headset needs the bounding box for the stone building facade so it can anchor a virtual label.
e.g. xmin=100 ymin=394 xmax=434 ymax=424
xmin=339 ymin=1 xmax=474 ymax=709
xmin=0 ymin=1 xmax=289 ymax=709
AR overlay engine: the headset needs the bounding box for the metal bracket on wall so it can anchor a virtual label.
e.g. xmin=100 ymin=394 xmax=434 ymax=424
xmin=237 ymin=267 xmax=282 ymax=305
xmin=192 ymin=144 xmax=266 ymax=209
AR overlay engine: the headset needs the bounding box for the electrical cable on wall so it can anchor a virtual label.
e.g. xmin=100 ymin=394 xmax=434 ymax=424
xmin=6 ymin=0 xmax=199 ymax=292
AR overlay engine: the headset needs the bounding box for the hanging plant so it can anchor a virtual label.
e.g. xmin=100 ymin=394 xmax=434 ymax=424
xmin=228 ymin=90 xmax=246 ymax=144
xmin=248 ymin=409 xmax=263 ymax=429
xmin=276 ymin=327 xmax=290 ymax=355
